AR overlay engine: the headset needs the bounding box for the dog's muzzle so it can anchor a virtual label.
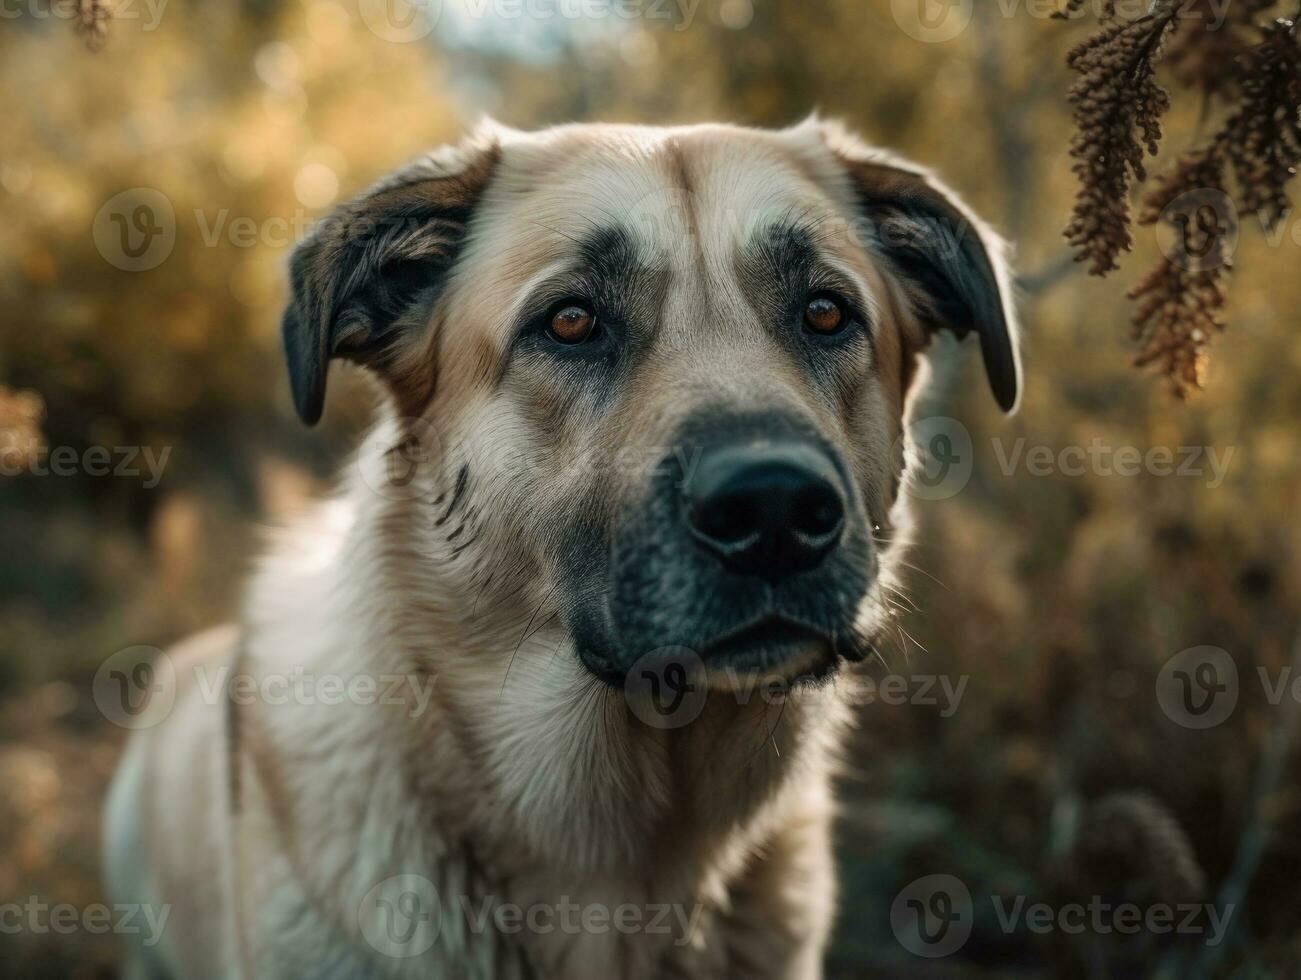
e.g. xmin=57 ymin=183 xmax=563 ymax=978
xmin=568 ymin=410 xmax=875 ymax=687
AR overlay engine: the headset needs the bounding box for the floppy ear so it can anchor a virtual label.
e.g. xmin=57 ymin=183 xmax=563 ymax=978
xmin=281 ymin=138 xmax=500 ymax=425
xmin=828 ymin=130 xmax=1021 ymax=413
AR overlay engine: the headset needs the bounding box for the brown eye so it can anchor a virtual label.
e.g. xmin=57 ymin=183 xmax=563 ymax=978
xmin=804 ymin=294 xmax=846 ymax=335
xmin=548 ymin=303 xmax=597 ymax=344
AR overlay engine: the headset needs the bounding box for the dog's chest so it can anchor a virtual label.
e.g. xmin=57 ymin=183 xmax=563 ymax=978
xmin=423 ymin=856 xmax=731 ymax=980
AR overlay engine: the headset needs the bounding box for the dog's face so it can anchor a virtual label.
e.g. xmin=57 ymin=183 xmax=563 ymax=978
xmin=282 ymin=120 xmax=1018 ymax=689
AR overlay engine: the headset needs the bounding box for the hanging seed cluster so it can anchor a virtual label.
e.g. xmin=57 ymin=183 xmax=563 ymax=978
xmin=1220 ymin=18 xmax=1301 ymax=230
xmin=1129 ymin=151 xmax=1231 ymax=396
xmin=1061 ymin=1 xmax=1301 ymax=396
xmin=1064 ymin=7 xmax=1179 ymax=275
xmin=73 ymin=0 xmax=113 ymax=51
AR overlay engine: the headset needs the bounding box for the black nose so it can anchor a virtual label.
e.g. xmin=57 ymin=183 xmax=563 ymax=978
xmin=685 ymin=441 xmax=846 ymax=580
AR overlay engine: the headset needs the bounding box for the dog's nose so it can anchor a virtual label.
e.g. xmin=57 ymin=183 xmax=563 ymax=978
xmin=685 ymin=441 xmax=845 ymax=580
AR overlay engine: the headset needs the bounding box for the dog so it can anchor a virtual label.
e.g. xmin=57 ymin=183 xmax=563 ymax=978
xmin=104 ymin=117 xmax=1019 ymax=979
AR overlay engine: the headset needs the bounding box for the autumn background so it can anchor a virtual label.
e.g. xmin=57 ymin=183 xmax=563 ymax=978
xmin=2 ymin=0 xmax=1301 ymax=976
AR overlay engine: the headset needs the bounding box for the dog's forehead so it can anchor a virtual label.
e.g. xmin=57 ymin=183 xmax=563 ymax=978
xmin=480 ymin=123 xmax=852 ymax=270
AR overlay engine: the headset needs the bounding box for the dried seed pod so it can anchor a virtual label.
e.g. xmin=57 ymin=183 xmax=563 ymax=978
xmin=1220 ymin=17 xmax=1301 ymax=231
xmin=1060 ymin=2 xmax=1299 ymax=396
xmin=74 ymin=0 xmax=113 ymax=52
xmin=1063 ymin=6 xmax=1180 ymax=276
xmin=1129 ymin=151 xmax=1232 ymax=396
xmin=1163 ymin=0 xmax=1276 ymax=92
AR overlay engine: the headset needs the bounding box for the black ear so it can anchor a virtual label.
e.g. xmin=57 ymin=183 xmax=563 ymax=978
xmin=832 ymin=134 xmax=1021 ymax=413
xmin=281 ymin=139 xmax=500 ymax=425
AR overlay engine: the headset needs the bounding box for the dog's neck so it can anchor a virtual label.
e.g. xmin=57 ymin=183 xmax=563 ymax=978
xmin=400 ymin=604 xmax=853 ymax=883
xmin=246 ymin=489 xmax=851 ymax=926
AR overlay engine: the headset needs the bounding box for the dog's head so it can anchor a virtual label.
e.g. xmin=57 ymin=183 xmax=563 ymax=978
xmin=282 ymin=120 xmax=1018 ymax=689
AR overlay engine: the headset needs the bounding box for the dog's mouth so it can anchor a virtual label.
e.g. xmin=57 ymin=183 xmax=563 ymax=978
xmin=571 ymin=612 xmax=849 ymax=690
xmin=700 ymin=615 xmax=835 ymax=680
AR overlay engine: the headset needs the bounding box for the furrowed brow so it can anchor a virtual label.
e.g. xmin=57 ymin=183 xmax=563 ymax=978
xmin=515 ymin=224 xmax=667 ymax=337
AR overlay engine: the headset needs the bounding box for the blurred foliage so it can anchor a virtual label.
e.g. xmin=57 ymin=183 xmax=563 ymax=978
xmin=1 ymin=0 xmax=1301 ymax=977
